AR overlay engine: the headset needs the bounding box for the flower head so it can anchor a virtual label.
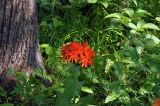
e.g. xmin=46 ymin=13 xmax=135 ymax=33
xmin=61 ymin=41 xmax=95 ymax=68
xmin=80 ymin=42 xmax=95 ymax=67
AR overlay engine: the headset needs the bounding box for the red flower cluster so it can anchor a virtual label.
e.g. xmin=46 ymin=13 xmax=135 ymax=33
xmin=153 ymin=98 xmax=160 ymax=106
xmin=61 ymin=41 xmax=95 ymax=68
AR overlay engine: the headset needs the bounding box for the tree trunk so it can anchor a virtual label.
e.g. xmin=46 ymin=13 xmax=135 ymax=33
xmin=0 ymin=0 xmax=43 ymax=86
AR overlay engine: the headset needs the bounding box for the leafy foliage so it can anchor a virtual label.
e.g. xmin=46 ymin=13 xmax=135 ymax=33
xmin=1 ymin=0 xmax=160 ymax=106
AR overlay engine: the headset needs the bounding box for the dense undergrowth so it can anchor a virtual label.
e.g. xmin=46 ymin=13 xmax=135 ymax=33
xmin=0 ymin=0 xmax=160 ymax=106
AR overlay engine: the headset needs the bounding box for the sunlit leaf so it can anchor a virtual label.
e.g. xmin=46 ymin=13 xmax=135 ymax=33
xmin=143 ymin=23 xmax=160 ymax=30
xmin=144 ymin=34 xmax=160 ymax=44
xmin=137 ymin=20 xmax=145 ymax=31
xmin=45 ymin=46 xmax=53 ymax=56
xmin=123 ymin=8 xmax=134 ymax=17
xmin=87 ymin=0 xmax=97 ymax=3
xmin=100 ymin=0 xmax=108 ymax=8
xmin=105 ymin=13 xmax=122 ymax=19
xmin=155 ymin=17 xmax=160 ymax=22
xmin=40 ymin=44 xmax=49 ymax=48
xmin=105 ymin=92 xmax=120 ymax=103
xmin=134 ymin=9 xmax=150 ymax=18
xmin=81 ymin=86 xmax=94 ymax=94
xmin=128 ymin=23 xmax=137 ymax=30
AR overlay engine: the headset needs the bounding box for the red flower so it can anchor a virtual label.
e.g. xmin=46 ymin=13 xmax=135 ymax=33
xmin=61 ymin=41 xmax=95 ymax=68
xmin=80 ymin=42 xmax=95 ymax=67
xmin=152 ymin=98 xmax=160 ymax=106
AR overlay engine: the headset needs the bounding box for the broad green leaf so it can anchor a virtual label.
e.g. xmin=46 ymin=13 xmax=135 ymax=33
xmin=87 ymin=0 xmax=97 ymax=3
xmin=92 ymin=78 xmax=99 ymax=84
xmin=40 ymin=44 xmax=49 ymax=48
xmin=60 ymin=66 xmax=82 ymax=103
xmin=45 ymin=46 xmax=53 ymax=55
xmin=144 ymin=34 xmax=160 ymax=44
xmin=64 ymin=77 xmax=81 ymax=98
xmin=135 ymin=9 xmax=149 ymax=17
xmin=105 ymin=13 xmax=122 ymax=19
xmin=143 ymin=23 xmax=160 ymax=30
xmin=105 ymin=92 xmax=120 ymax=103
xmin=121 ymin=17 xmax=131 ymax=26
xmin=149 ymin=63 xmax=160 ymax=72
xmin=81 ymin=86 xmax=94 ymax=94
xmin=123 ymin=8 xmax=134 ymax=17
xmin=144 ymin=39 xmax=156 ymax=49
xmin=123 ymin=45 xmax=140 ymax=61
xmin=100 ymin=0 xmax=108 ymax=8
xmin=137 ymin=20 xmax=145 ymax=31
xmin=128 ymin=23 xmax=137 ymax=30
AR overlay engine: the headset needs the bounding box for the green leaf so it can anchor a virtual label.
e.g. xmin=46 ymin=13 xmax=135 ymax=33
xmin=64 ymin=77 xmax=81 ymax=98
xmin=113 ymin=62 xmax=123 ymax=79
xmin=149 ymin=63 xmax=160 ymax=72
xmin=121 ymin=17 xmax=131 ymax=26
xmin=135 ymin=9 xmax=149 ymax=17
xmin=156 ymin=17 xmax=160 ymax=22
xmin=100 ymin=0 xmax=108 ymax=8
xmin=40 ymin=44 xmax=49 ymax=48
xmin=128 ymin=23 xmax=137 ymax=30
xmin=132 ymin=0 xmax=137 ymax=6
xmin=123 ymin=45 xmax=140 ymax=61
xmin=143 ymin=23 xmax=160 ymax=30
xmin=92 ymin=78 xmax=99 ymax=84
xmin=81 ymin=86 xmax=94 ymax=94
xmin=105 ymin=13 xmax=122 ymax=19
xmin=105 ymin=92 xmax=120 ymax=103
xmin=123 ymin=8 xmax=134 ymax=17
xmin=87 ymin=0 xmax=97 ymax=3
xmin=143 ymin=39 xmax=156 ymax=49
xmin=137 ymin=20 xmax=145 ymax=31
xmin=144 ymin=34 xmax=160 ymax=44
xmin=130 ymin=29 xmax=137 ymax=34
xmin=45 ymin=46 xmax=53 ymax=56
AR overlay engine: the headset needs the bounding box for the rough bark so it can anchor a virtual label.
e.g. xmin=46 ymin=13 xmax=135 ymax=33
xmin=0 ymin=0 xmax=43 ymax=86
